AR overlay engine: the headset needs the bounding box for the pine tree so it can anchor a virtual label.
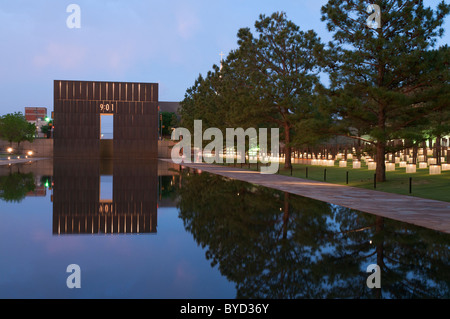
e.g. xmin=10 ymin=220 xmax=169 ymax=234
xmin=321 ymin=0 xmax=450 ymax=182
xmin=222 ymin=12 xmax=324 ymax=169
xmin=420 ymin=45 xmax=450 ymax=165
xmin=180 ymin=69 xmax=228 ymax=133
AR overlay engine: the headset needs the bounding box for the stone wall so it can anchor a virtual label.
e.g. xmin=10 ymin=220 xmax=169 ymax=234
xmin=1 ymin=138 xmax=173 ymax=159
xmin=0 ymin=139 xmax=53 ymax=158
xmin=158 ymin=139 xmax=175 ymax=159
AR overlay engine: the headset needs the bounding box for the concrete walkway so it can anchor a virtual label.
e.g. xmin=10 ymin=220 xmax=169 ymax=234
xmin=162 ymin=159 xmax=450 ymax=234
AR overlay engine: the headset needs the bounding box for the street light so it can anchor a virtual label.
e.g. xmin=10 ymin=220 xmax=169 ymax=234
xmin=7 ymin=147 xmax=13 ymax=153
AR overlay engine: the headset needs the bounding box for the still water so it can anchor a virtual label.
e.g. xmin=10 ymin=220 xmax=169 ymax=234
xmin=0 ymin=159 xmax=448 ymax=299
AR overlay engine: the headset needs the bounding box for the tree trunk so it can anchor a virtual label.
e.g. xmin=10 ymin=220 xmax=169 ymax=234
xmin=376 ymin=102 xmax=386 ymax=182
xmin=413 ymin=145 xmax=418 ymax=164
xmin=436 ymin=136 xmax=441 ymax=165
xmin=376 ymin=142 xmax=386 ymax=182
xmin=422 ymin=141 xmax=427 ymax=162
xmin=284 ymin=123 xmax=291 ymax=169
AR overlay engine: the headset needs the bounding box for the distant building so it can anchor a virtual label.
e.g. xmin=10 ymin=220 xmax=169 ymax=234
xmin=159 ymin=101 xmax=180 ymax=115
xmin=27 ymin=186 xmax=47 ymax=197
xmin=25 ymin=107 xmax=47 ymax=122
xmin=25 ymin=107 xmax=48 ymax=138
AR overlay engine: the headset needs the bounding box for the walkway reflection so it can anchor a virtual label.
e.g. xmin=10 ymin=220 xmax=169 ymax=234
xmin=52 ymin=158 xmax=158 ymax=235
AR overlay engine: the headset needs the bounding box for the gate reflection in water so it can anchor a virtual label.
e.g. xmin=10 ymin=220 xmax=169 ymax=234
xmin=52 ymin=159 xmax=158 ymax=235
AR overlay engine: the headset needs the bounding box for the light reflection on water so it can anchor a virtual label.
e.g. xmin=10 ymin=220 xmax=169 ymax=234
xmin=0 ymin=159 xmax=448 ymax=299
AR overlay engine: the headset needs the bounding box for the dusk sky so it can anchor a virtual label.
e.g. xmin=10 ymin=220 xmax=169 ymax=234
xmin=0 ymin=0 xmax=448 ymax=116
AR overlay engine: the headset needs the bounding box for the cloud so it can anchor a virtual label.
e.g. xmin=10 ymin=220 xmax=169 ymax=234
xmin=33 ymin=42 xmax=87 ymax=70
xmin=175 ymin=6 xmax=200 ymax=40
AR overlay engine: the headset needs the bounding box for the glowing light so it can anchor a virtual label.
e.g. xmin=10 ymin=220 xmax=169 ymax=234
xmin=429 ymin=165 xmax=441 ymax=175
xmin=7 ymin=147 xmax=13 ymax=153
xmin=27 ymin=151 xmax=33 ymax=156
xmin=368 ymin=161 xmax=377 ymax=170
xmin=406 ymin=164 xmax=416 ymax=173
xmin=386 ymin=163 xmax=395 ymax=171
xmin=326 ymin=160 xmax=335 ymax=167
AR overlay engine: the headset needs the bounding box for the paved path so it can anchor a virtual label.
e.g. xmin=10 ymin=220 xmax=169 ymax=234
xmin=162 ymin=159 xmax=450 ymax=234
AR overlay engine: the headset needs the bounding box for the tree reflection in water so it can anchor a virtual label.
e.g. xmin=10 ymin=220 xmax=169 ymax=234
xmin=0 ymin=171 xmax=35 ymax=203
xmin=176 ymin=169 xmax=450 ymax=299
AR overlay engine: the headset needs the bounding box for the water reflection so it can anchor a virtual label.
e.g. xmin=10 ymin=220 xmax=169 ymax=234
xmin=0 ymin=160 xmax=448 ymax=298
xmin=0 ymin=170 xmax=35 ymax=203
xmin=0 ymin=160 xmax=235 ymax=299
xmin=52 ymin=159 xmax=158 ymax=235
xmin=0 ymin=160 xmax=53 ymax=203
xmin=176 ymin=169 xmax=450 ymax=299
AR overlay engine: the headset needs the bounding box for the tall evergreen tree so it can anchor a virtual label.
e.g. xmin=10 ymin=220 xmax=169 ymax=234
xmin=420 ymin=45 xmax=450 ymax=165
xmin=321 ymin=0 xmax=450 ymax=181
xmin=223 ymin=12 xmax=324 ymax=169
xmin=180 ymin=70 xmax=227 ymax=134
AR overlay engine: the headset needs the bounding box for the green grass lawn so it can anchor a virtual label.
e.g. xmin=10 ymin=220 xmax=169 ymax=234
xmin=221 ymin=160 xmax=450 ymax=203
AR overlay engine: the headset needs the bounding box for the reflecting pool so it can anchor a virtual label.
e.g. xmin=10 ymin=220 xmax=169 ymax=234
xmin=0 ymin=159 xmax=448 ymax=299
